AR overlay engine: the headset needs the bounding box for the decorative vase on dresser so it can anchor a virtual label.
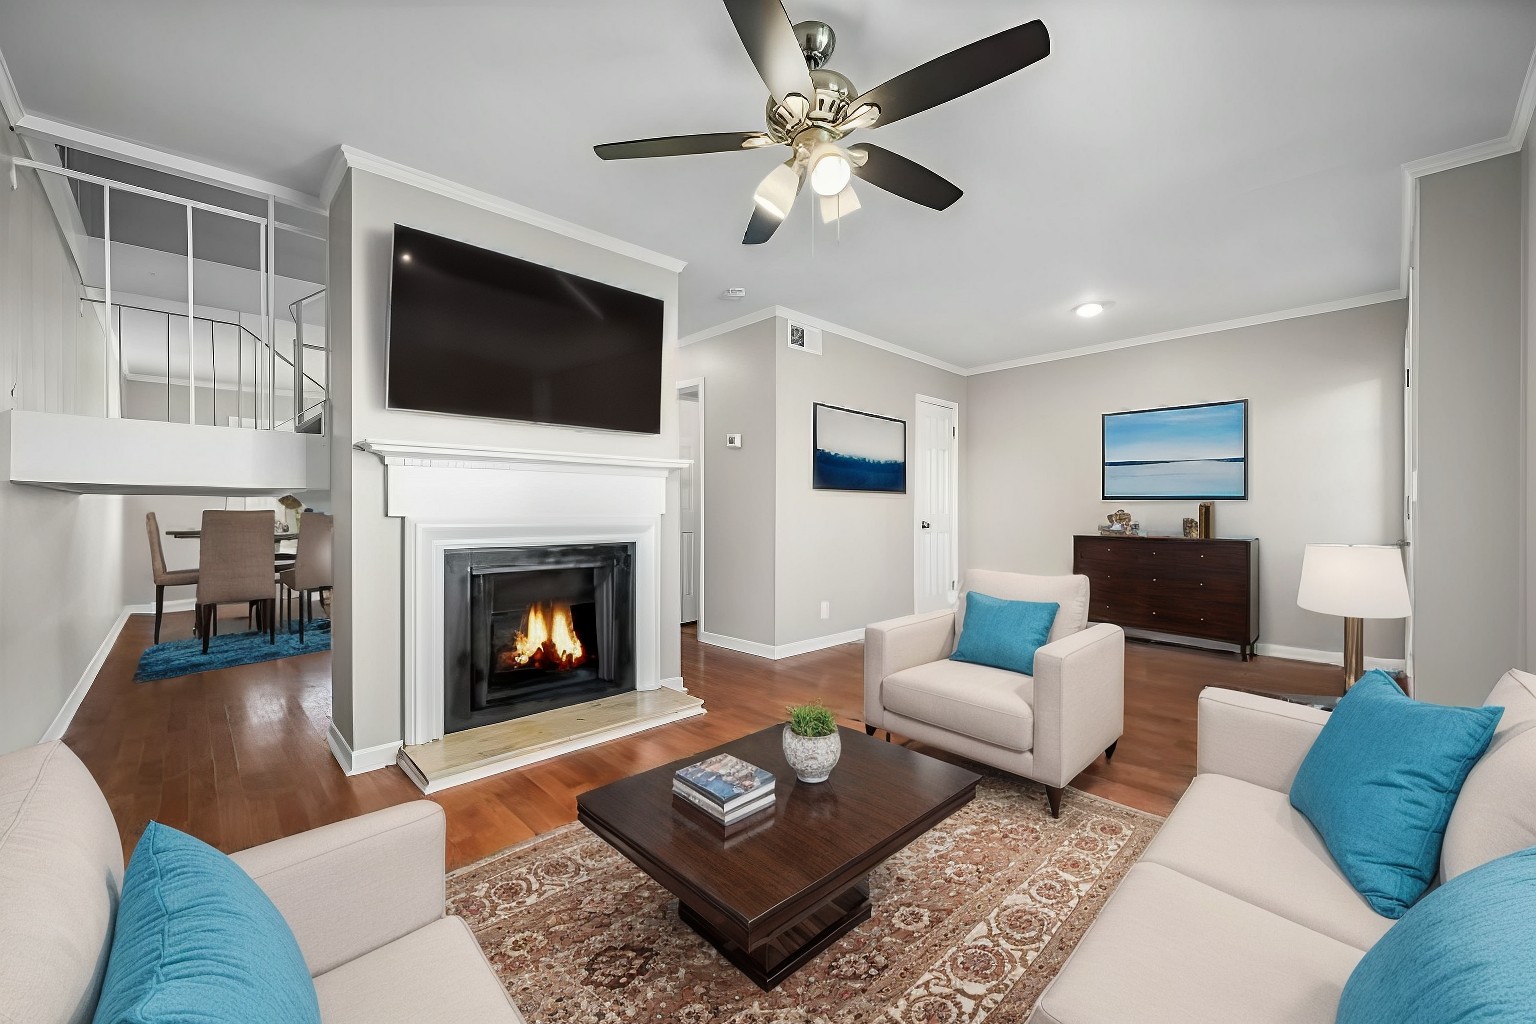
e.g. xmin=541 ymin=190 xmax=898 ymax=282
xmin=1072 ymin=534 xmax=1260 ymax=659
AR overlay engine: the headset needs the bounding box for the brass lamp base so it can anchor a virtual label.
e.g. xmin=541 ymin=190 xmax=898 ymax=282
xmin=1342 ymin=617 xmax=1365 ymax=689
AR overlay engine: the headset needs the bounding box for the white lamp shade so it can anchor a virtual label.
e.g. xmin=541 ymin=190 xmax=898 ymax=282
xmin=1297 ymin=544 xmax=1411 ymax=619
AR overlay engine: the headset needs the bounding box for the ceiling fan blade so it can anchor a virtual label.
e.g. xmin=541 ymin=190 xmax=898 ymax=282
xmin=853 ymin=20 xmax=1049 ymax=128
xmin=594 ymin=132 xmax=775 ymax=160
xmin=818 ymin=184 xmax=861 ymax=224
xmin=847 ymin=144 xmax=962 ymax=211
xmin=744 ymin=158 xmax=804 ymax=244
xmin=721 ymin=0 xmax=815 ymax=103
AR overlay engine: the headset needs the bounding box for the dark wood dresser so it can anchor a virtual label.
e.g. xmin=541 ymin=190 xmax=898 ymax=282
xmin=1072 ymin=535 xmax=1260 ymax=659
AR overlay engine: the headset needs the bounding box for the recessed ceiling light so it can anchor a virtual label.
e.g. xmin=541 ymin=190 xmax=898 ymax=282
xmin=1074 ymin=301 xmax=1112 ymax=318
xmin=722 ymin=287 xmax=747 ymax=301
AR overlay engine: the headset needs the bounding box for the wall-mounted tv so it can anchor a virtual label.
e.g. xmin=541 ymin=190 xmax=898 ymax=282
xmin=386 ymin=224 xmax=664 ymax=433
xmin=1102 ymin=399 xmax=1248 ymax=500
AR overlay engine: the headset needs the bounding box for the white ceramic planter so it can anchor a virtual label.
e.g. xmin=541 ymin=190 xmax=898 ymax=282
xmin=782 ymin=726 xmax=841 ymax=783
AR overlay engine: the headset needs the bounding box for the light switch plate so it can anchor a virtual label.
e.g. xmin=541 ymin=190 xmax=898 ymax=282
xmin=725 ymin=434 xmax=742 ymax=448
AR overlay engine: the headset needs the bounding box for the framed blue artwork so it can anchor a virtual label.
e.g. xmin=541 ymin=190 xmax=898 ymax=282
xmin=1102 ymin=399 xmax=1248 ymax=500
xmin=812 ymin=403 xmax=907 ymax=493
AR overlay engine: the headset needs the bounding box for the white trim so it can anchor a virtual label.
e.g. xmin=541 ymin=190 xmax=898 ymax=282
xmin=1509 ymin=42 xmax=1536 ymax=158
xmin=40 ymin=608 xmax=130 ymax=743
xmin=676 ymin=378 xmax=705 ymax=634
xmin=680 ymin=306 xmax=966 ymax=375
xmin=913 ymin=394 xmax=961 ymax=614
xmin=12 ymin=115 xmax=324 ymax=212
xmin=322 ymin=145 xmax=686 ymax=273
xmin=0 ymin=37 xmax=25 ymax=128
xmin=123 ymin=597 xmax=196 ymax=615
xmin=355 ymin=438 xmax=690 ymax=473
xmin=1255 ymin=642 xmax=1407 ymax=674
xmin=699 ymin=627 xmax=864 ymax=660
xmin=660 ymin=675 xmax=687 ymax=692
xmin=966 ymin=291 xmax=1404 ymax=375
xmin=326 ymin=722 xmax=403 ymax=776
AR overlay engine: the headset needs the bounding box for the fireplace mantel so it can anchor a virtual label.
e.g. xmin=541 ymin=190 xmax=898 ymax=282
xmin=355 ymin=439 xmax=691 ymax=475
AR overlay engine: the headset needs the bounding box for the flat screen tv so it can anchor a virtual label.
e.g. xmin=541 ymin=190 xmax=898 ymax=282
xmin=386 ymin=224 xmax=665 ymax=433
xmin=1102 ymin=399 xmax=1248 ymax=500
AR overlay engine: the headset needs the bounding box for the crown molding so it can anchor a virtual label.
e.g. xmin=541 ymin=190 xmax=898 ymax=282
xmin=679 ymin=305 xmax=968 ymax=375
xmin=13 ymin=115 xmax=325 ymax=213
xmin=322 ymin=145 xmax=687 ymax=275
xmin=0 ymin=38 xmax=24 ymax=128
xmin=964 ymin=291 xmax=1404 ymax=377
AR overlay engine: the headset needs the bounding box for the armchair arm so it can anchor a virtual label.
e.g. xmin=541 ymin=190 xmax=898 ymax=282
xmin=1197 ymin=688 xmax=1329 ymax=793
xmin=863 ymin=609 xmax=956 ymax=730
xmin=231 ymin=801 xmax=446 ymax=976
xmin=1031 ymin=623 xmax=1125 ymax=788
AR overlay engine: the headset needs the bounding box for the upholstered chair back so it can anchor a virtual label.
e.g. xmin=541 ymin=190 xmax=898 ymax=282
xmin=196 ymin=510 xmax=276 ymax=606
xmin=145 ymin=511 xmax=169 ymax=582
xmin=957 ymin=570 xmax=1091 ymax=646
xmin=290 ymin=513 xmax=333 ymax=593
xmin=0 ymin=742 xmax=123 ymax=1024
xmin=1441 ymin=669 xmax=1536 ymax=881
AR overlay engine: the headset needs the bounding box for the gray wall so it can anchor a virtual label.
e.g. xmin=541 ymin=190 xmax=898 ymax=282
xmin=0 ymin=129 xmax=125 ymax=753
xmin=773 ymin=324 xmax=965 ymax=645
xmin=675 ymin=320 xmax=778 ymax=646
xmin=1524 ymin=125 xmax=1536 ymax=672
xmin=121 ymin=378 xmax=296 ymax=426
xmin=965 ymin=300 xmax=1409 ymax=660
xmin=329 ymin=168 xmax=683 ymax=753
xmin=1414 ymin=154 xmax=1524 ymax=703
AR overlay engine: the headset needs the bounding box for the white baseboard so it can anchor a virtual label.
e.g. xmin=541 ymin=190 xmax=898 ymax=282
xmin=1255 ymin=643 xmax=1407 ymax=673
xmin=699 ymin=628 xmax=865 ymax=661
xmin=327 ymin=721 xmax=403 ymax=776
xmin=40 ymin=607 xmax=132 ymax=743
xmin=659 ymin=675 xmax=687 ymax=692
xmin=123 ymin=597 xmax=196 ymax=615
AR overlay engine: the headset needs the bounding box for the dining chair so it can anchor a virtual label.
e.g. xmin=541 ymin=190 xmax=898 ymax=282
xmin=144 ymin=512 xmax=198 ymax=645
xmin=278 ymin=513 xmax=332 ymax=642
xmin=195 ymin=511 xmax=278 ymax=653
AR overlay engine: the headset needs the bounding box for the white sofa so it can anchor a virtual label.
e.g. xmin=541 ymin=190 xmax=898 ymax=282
xmin=0 ymin=740 xmax=524 ymax=1024
xmin=1029 ymin=670 xmax=1536 ymax=1024
xmin=864 ymin=570 xmax=1125 ymax=817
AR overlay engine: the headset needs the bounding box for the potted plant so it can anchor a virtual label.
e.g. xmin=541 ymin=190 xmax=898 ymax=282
xmin=783 ymin=703 xmax=841 ymax=783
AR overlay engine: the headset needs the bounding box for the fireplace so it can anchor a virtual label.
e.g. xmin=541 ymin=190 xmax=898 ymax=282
xmin=443 ymin=543 xmax=636 ymax=733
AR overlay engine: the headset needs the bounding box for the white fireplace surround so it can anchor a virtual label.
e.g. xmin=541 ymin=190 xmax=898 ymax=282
xmin=358 ymin=440 xmax=690 ymax=747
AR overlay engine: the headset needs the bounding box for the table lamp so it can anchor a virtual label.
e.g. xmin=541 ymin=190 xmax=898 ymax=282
xmin=1297 ymin=544 xmax=1411 ymax=688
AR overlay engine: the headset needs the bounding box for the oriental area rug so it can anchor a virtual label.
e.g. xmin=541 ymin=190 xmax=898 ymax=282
xmin=447 ymin=776 xmax=1162 ymax=1023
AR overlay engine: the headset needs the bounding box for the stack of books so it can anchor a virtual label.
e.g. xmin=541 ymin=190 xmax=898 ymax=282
xmin=673 ymin=753 xmax=776 ymax=825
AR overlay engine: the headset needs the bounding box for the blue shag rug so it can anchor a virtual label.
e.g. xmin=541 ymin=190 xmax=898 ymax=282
xmin=134 ymin=618 xmax=331 ymax=682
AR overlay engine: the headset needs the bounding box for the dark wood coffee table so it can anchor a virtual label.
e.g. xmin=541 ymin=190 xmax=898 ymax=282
xmin=577 ymin=725 xmax=980 ymax=990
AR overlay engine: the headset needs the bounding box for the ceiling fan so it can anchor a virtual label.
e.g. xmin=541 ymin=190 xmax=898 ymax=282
xmin=593 ymin=1 xmax=1050 ymax=244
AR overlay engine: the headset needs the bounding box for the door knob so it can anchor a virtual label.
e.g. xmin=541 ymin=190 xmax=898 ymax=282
xmin=921 ymin=521 xmax=931 ymax=529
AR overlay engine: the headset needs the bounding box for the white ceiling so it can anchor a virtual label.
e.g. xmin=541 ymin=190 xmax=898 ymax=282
xmin=2 ymin=0 xmax=1534 ymax=368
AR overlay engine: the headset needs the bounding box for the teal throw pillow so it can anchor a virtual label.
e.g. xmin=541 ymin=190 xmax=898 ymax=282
xmin=1289 ymin=669 xmax=1502 ymax=918
xmin=951 ymin=592 xmax=1059 ymax=675
xmin=93 ymin=821 xmax=320 ymax=1024
xmin=1337 ymin=845 xmax=1536 ymax=1023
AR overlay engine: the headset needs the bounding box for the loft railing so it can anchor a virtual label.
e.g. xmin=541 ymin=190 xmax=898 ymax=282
xmin=97 ymin=300 xmax=326 ymax=432
xmin=7 ymin=155 xmax=325 ymax=432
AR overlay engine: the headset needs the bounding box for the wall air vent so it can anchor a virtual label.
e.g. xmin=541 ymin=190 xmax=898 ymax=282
xmin=785 ymin=320 xmax=823 ymax=355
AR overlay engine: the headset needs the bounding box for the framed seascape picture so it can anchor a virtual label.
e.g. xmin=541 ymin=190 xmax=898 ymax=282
xmin=813 ymin=403 xmax=907 ymax=493
xmin=1102 ymin=399 xmax=1248 ymax=500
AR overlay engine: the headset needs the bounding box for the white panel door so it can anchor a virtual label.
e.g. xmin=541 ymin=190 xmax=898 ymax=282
xmin=679 ymin=391 xmax=702 ymax=624
xmin=915 ymin=397 xmax=959 ymax=614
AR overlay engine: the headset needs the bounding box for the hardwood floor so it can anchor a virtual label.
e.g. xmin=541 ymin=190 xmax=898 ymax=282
xmin=64 ymin=612 xmax=1343 ymax=870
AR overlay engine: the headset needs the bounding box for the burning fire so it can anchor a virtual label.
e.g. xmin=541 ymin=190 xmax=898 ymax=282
xmin=498 ymin=601 xmax=587 ymax=672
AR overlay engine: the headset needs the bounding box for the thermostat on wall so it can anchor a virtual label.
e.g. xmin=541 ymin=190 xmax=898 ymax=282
xmin=725 ymin=434 xmax=742 ymax=448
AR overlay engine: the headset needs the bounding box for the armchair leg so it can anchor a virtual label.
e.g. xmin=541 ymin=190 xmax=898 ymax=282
xmin=1105 ymin=740 xmax=1118 ymax=763
xmin=1045 ymin=786 xmax=1064 ymax=819
xmin=864 ymin=724 xmax=876 ymax=736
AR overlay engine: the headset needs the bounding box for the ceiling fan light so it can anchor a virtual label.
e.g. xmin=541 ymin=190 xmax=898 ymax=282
xmin=809 ymin=147 xmax=853 ymax=197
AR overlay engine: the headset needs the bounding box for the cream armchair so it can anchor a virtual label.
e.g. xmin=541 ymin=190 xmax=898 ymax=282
xmin=864 ymin=570 xmax=1125 ymax=817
